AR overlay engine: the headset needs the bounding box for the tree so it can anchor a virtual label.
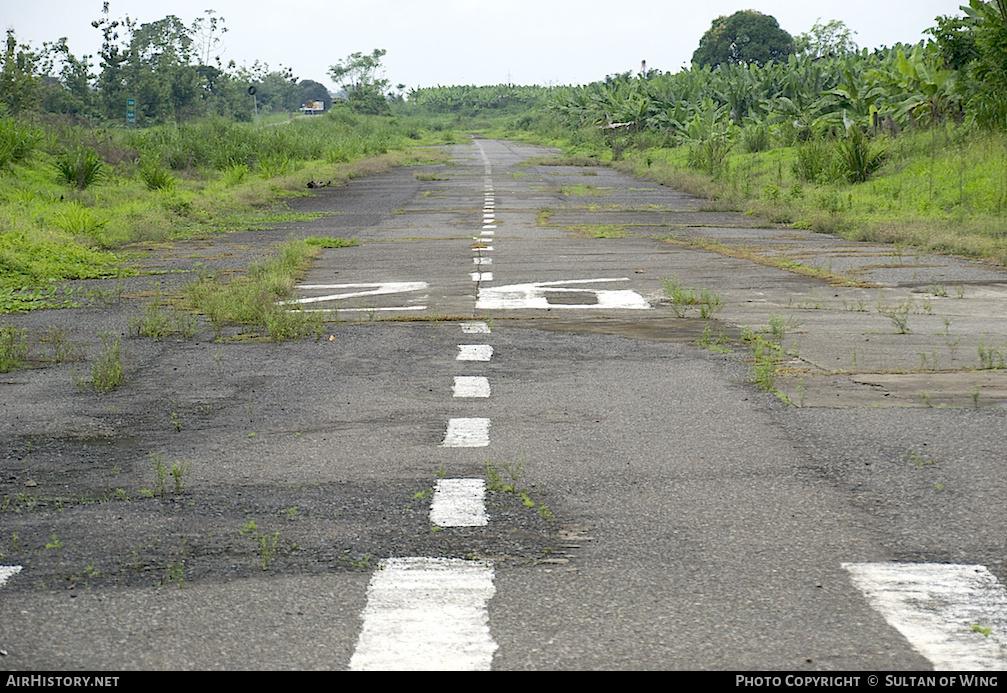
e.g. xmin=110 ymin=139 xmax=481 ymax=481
xmin=795 ymin=19 xmax=858 ymax=59
xmin=298 ymin=79 xmax=330 ymax=109
xmin=191 ymin=9 xmax=227 ymax=66
xmin=91 ymin=1 xmax=135 ymax=121
xmin=0 ymin=29 xmax=41 ymax=115
xmin=926 ymin=14 xmax=980 ymax=71
xmin=328 ymin=49 xmax=390 ymax=114
xmin=692 ymin=10 xmax=794 ymax=68
xmin=39 ymin=37 xmax=95 ymax=117
xmin=962 ymin=0 xmax=1007 ymax=128
xmin=235 ymin=61 xmax=300 ymax=113
xmin=123 ymin=15 xmax=200 ymax=122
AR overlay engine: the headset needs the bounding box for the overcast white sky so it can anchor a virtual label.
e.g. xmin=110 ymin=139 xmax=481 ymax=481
xmin=4 ymin=1 xmax=965 ymax=92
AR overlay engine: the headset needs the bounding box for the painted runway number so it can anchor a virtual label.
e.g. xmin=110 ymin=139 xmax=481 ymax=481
xmin=477 ymin=278 xmax=651 ymax=310
xmin=287 ymin=281 xmax=428 ymax=312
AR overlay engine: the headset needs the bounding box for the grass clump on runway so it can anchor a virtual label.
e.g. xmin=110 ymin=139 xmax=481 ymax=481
xmin=184 ymin=236 xmax=332 ymax=341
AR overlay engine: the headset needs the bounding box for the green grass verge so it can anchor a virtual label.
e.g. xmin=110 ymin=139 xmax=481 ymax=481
xmin=611 ymin=127 xmax=1007 ymax=265
xmin=0 ymin=112 xmax=448 ymax=313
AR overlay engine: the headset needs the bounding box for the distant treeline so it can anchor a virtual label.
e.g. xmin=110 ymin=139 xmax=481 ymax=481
xmin=0 ymin=7 xmax=330 ymax=124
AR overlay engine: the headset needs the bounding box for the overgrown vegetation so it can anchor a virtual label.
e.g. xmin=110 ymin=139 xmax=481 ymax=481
xmin=0 ymin=112 xmax=443 ymax=311
xmin=184 ymin=236 xmax=336 ymax=341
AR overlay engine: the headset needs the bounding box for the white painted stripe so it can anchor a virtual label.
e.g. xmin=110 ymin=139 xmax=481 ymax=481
xmin=430 ymin=478 xmax=488 ymax=526
xmin=290 ymin=282 xmax=428 ymax=306
xmin=460 ymin=321 xmax=490 ymax=334
xmin=0 ymin=566 xmax=22 ymax=588
xmin=457 ymin=344 xmax=493 ymax=361
xmin=303 ymin=306 xmax=427 ymax=313
xmin=477 ymin=278 xmax=651 ymax=310
xmin=844 ymin=562 xmax=1007 ymax=670
xmin=470 ymin=272 xmax=494 ymax=282
xmin=453 ymin=376 xmax=490 ymax=398
xmin=481 ymin=229 xmax=495 ymax=235
xmin=348 ymin=557 xmax=497 ymax=671
xmin=473 ymin=257 xmax=492 ymax=265
xmin=441 ymin=418 xmax=490 ymax=447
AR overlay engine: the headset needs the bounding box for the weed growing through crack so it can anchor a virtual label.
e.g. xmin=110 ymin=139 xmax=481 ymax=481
xmin=697 ymin=323 xmax=731 ymax=352
xmin=171 ymin=460 xmax=192 ymax=494
xmin=90 ymin=333 xmax=124 ymax=392
xmin=150 ymin=454 xmax=168 ymax=497
xmin=341 ymin=550 xmax=372 ymax=570
xmin=904 ymin=451 xmax=937 ymax=466
xmin=977 ymin=336 xmax=1006 ymax=369
xmin=45 ymin=533 xmax=64 ymax=570
xmin=0 ymin=324 xmax=28 ymax=372
xmin=749 ymin=335 xmax=784 ymax=391
xmin=42 ymin=325 xmax=81 ymax=363
xmin=879 ymin=300 xmax=912 ymax=334
xmin=699 ymin=288 xmax=723 ymax=318
xmin=257 ymin=532 xmax=279 ymax=570
xmin=485 ymin=457 xmax=556 ymax=523
xmin=486 ymin=457 xmax=525 ymax=493
xmin=663 ymin=277 xmax=723 ymax=318
xmin=161 ymin=559 xmax=185 ymax=588
xmin=130 ymin=289 xmax=173 ymax=340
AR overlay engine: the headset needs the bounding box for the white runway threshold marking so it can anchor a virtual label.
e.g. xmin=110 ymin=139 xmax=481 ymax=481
xmin=844 ymin=562 xmax=1007 ymax=670
xmin=348 ymin=557 xmax=497 ymax=671
xmin=453 ymin=376 xmax=490 ymax=398
xmin=0 ymin=565 xmax=22 ymax=587
xmin=441 ymin=418 xmax=490 ymax=447
xmin=430 ymin=478 xmax=488 ymax=527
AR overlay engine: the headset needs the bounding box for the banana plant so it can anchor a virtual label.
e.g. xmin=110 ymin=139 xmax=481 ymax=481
xmin=887 ymin=46 xmax=955 ymax=126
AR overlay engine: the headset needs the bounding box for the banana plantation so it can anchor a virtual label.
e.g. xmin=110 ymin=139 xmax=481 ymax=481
xmin=548 ymin=46 xmax=955 ymax=151
xmin=405 ymin=84 xmax=553 ymax=116
xmin=544 ymin=2 xmax=1007 ymax=176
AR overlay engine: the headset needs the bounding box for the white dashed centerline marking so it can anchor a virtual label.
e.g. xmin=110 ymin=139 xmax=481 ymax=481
xmin=348 ymin=557 xmax=497 ymax=671
xmin=457 ymin=345 xmax=493 ymax=361
xmin=430 ymin=478 xmax=488 ymax=527
xmin=470 ymin=272 xmax=494 ymax=282
xmin=441 ymin=418 xmax=490 ymax=447
xmin=453 ymin=376 xmax=490 ymax=398
xmin=350 ymin=143 xmax=500 ymax=673
xmin=844 ymin=562 xmax=1007 ymax=670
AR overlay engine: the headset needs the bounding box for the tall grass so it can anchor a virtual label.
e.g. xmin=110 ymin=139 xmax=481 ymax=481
xmin=184 ymin=237 xmax=328 ymax=341
xmin=53 ymin=145 xmax=104 ymax=189
xmin=126 ymin=112 xmax=409 ymax=173
xmin=0 ymin=118 xmax=42 ymax=168
xmin=0 ymin=111 xmax=434 ymax=312
xmin=610 ymin=125 xmax=1007 ymax=264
